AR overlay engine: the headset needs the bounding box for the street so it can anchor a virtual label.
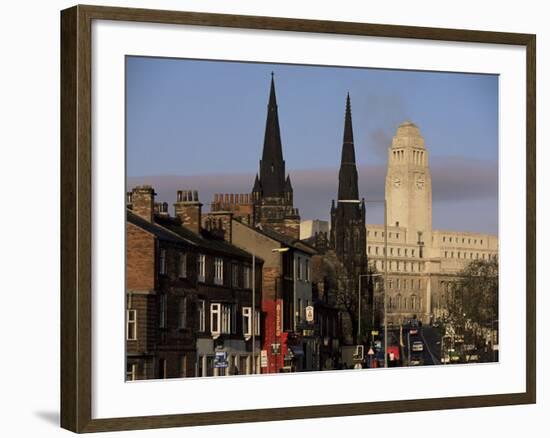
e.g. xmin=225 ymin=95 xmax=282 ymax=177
xmin=387 ymin=326 xmax=443 ymax=367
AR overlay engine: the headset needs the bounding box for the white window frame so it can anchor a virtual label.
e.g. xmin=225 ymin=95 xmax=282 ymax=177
xmin=243 ymin=307 xmax=252 ymax=338
xmin=126 ymin=309 xmax=137 ymax=341
xmin=243 ymin=265 xmax=251 ymax=289
xmin=180 ymin=355 xmax=188 ymax=378
xmin=198 ymin=254 xmax=206 ymax=282
xmin=210 ymin=303 xmax=221 ymax=335
xmin=178 ymin=253 xmax=187 ymax=278
xmin=178 ymin=296 xmax=187 ymax=329
xmin=159 ymin=248 xmax=167 ymax=275
xmin=159 ymin=294 xmax=167 ymax=328
xmin=221 ymin=303 xmax=231 ymax=334
xmin=214 ymin=257 xmax=224 ymax=285
xmin=126 ymin=363 xmax=137 ymax=381
xmin=197 ymin=299 xmax=205 ymax=332
xmin=232 ymin=262 xmax=240 ymax=288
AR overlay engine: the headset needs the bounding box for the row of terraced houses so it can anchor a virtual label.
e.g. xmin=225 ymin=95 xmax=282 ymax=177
xmin=126 ymin=75 xmax=346 ymax=380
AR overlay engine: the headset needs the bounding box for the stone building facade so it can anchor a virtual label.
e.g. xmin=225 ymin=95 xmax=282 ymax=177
xmin=366 ymin=121 xmax=498 ymax=325
xmin=302 ymin=120 xmax=498 ymax=328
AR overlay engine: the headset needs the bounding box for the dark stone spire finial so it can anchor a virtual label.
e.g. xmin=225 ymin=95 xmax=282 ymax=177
xmin=258 ymin=73 xmax=285 ymax=197
xmin=337 ymin=94 xmax=359 ymax=201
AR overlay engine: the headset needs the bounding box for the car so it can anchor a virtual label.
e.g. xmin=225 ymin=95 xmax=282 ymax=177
xmin=411 ymin=340 xmax=424 ymax=352
xmin=409 ymin=354 xmax=424 ymax=366
xmin=409 ymin=328 xmax=419 ymax=336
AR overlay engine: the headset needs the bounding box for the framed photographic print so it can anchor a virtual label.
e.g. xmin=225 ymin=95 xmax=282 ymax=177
xmin=60 ymin=4 xmax=536 ymax=433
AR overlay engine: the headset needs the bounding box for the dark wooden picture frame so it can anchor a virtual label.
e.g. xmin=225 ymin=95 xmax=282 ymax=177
xmin=60 ymin=4 xmax=536 ymax=433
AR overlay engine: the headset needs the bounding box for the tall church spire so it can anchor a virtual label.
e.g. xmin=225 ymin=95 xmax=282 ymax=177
xmin=258 ymin=73 xmax=286 ymax=197
xmin=337 ymin=93 xmax=359 ymax=202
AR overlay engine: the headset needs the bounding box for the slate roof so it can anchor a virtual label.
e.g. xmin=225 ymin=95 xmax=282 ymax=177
xmin=154 ymin=214 xmax=260 ymax=260
xmin=252 ymin=224 xmax=317 ymax=256
xmin=128 ymin=209 xmax=262 ymax=261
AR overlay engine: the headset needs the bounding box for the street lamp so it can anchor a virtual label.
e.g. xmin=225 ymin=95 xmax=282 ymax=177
xmin=339 ymin=198 xmax=388 ymax=368
xmin=358 ymin=272 xmax=383 ymax=341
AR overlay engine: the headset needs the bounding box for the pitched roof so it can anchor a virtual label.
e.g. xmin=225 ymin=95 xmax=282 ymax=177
xmin=254 ymin=225 xmax=317 ymax=255
xmin=128 ymin=209 xmax=262 ymax=261
xmin=154 ymin=215 xmax=259 ymax=260
xmin=127 ymin=210 xmax=190 ymax=245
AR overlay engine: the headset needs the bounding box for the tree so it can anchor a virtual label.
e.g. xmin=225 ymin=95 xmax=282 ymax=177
xmin=318 ymin=251 xmax=379 ymax=345
xmin=447 ymin=257 xmax=498 ymax=330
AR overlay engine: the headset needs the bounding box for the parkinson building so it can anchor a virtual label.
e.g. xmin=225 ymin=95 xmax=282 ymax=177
xmin=366 ymin=121 xmax=498 ymax=325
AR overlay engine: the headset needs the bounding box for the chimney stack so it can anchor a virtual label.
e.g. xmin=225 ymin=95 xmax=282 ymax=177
xmin=174 ymin=190 xmax=202 ymax=234
xmin=131 ymin=185 xmax=155 ymax=222
xmin=154 ymin=201 xmax=169 ymax=217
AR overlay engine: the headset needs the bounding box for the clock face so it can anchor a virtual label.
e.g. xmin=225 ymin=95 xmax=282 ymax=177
xmin=416 ymin=175 xmax=425 ymax=189
xmin=392 ymin=177 xmax=401 ymax=188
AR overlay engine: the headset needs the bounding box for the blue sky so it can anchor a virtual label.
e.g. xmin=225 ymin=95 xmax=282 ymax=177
xmin=126 ymin=56 xmax=499 ymax=234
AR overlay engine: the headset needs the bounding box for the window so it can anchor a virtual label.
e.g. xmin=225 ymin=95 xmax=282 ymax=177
xmin=222 ymin=305 xmax=230 ymax=334
xmin=178 ymin=297 xmax=187 ymax=329
xmin=243 ymin=265 xmax=251 ymax=289
xmin=158 ymin=358 xmax=167 ymax=379
xmin=159 ymin=294 xmax=167 ymax=328
xmin=397 ymin=248 xmax=401 ymax=256
xmin=211 ymin=303 xmax=220 ymax=334
xmin=232 ymin=263 xmax=240 ymax=288
xmin=180 ymin=355 xmax=188 ymax=378
xmin=390 ymin=248 xmax=394 ymax=255
xmin=126 ymin=309 xmax=137 ymax=340
xmin=411 ymin=249 xmax=415 ymax=257
xmin=305 ymin=259 xmax=310 ymax=282
xmin=214 ymin=257 xmax=224 ymax=285
xmin=444 ymin=251 xmax=448 ymax=258
xmin=159 ymin=248 xmax=167 ymax=275
xmin=198 ymin=254 xmax=206 ymax=282
xmin=404 ymin=249 xmax=408 ymax=256
xmin=297 ymin=257 xmax=302 ymax=280
xmin=211 ymin=303 xmax=235 ymax=335
xmin=242 ymin=307 xmax=259 ymax=337
xmin=178 ymin=253 xmax=187 ymax=278
xmin=243 ymin=307 xmax=252 ymax=337
xmin=126 ymin=363 xmax=137 ymax=381
xmin=375 ymin=247 xmax=379 ymax=255
xmin=197 ymin=300 xmax=205 ymax=332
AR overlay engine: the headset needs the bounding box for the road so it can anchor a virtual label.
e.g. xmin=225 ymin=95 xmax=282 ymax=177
xmin=403 ymin=326 xmax=442 ymax=366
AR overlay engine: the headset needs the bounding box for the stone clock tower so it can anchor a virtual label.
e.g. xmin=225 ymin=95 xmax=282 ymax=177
xmin=385 ymin=121 xmax=433 ymax=250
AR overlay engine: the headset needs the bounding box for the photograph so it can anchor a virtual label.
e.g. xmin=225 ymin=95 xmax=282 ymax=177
xmin=124 ymin=57 xmax=499 ymax=380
